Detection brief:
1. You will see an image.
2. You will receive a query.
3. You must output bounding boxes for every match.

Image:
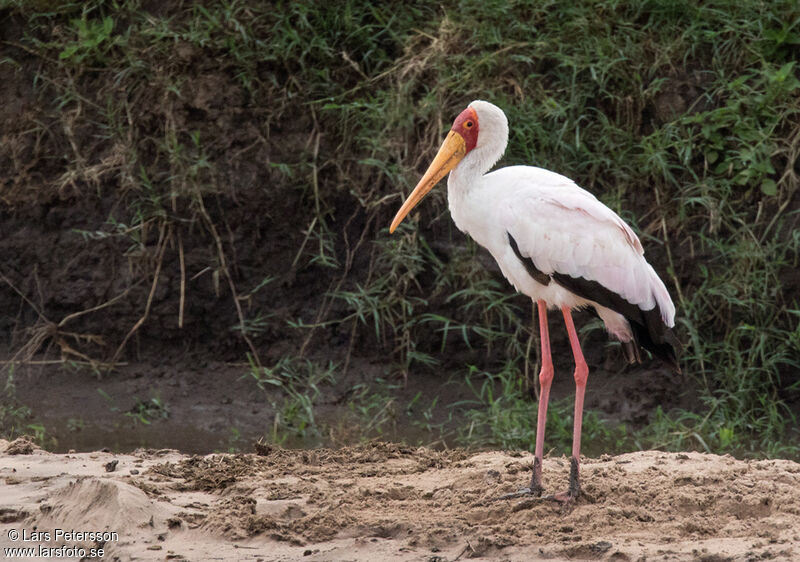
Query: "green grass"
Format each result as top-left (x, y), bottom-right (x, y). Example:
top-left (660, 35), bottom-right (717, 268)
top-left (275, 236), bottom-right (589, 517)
top-left (125, 395), bottom-right (169, 425)
top-left (0, 366), bottom-right (52, 447)
top-left (247, 356), bottom-right (338, 445)
top-left (2, 0), bottom-right (799, 457)
top-left (0, 367), bottom-right (32, 438)
top-left (451, 362), bottom-right (631, 457)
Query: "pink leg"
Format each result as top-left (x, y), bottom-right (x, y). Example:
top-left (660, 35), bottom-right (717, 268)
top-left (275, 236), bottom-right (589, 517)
top-left (530, 300), bottom-right (553, 496)
top-left (560, 305), bottom-right (589, 499)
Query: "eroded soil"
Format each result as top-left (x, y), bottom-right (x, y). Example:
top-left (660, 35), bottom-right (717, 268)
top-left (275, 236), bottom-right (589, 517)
top-left (2, 439), bottom-right (798, 561)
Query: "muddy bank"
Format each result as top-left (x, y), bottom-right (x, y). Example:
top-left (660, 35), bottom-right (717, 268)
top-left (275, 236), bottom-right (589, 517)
top-left (2, 439), bottom-right (798, 561)
top-left (7, 355), bottom-right (691, 456)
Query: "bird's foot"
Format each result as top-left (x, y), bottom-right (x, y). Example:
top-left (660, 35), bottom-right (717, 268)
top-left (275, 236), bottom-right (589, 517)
top-left (490, 487), bottom-right (578, 506)
top-left (491, 457), bottom-right (580, 504)
top-left (490, 479), bottom-right (547, 502)
top-left (541, 490), bottom-right (578, 504)
top-left (541, 457), bottom-right (581, 504)
top-left (491, 487), bottom-right (538, 501)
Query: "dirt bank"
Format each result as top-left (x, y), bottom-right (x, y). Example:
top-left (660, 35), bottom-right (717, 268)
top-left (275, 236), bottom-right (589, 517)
top-left (2, 439), bottom-right (798, 561)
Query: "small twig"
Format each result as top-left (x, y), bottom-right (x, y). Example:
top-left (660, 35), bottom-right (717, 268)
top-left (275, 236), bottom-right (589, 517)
top-left (111, 222), bottom-right (169, 364)
top-left (453, 541), bottom-right (475, 561)
top-left (0, 271), bottom-right (49, 321)
top-left (58, 286), bottom-right (135, 328)
top-left (524, 300), bottom-right (539, 400)
top-left (196, 196), bottom-right (262, 367)
top-left (0, 359), bottom-right (127, 367)
top-left (178, 231), bottom-right (186, 329)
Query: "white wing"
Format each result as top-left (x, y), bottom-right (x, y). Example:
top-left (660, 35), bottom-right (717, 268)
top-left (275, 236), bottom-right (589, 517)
top-left (483, 166), bottom-right (674, 326)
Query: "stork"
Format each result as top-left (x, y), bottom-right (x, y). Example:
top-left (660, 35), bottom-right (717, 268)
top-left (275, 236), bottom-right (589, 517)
top-left (389, 100), bottom-right (680, 502)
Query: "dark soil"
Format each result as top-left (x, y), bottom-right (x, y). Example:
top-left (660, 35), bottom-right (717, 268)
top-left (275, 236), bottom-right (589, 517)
top-left (8, 353), bottom-right (690, 455)
top-left (0, 4), bottom-right (695, 453)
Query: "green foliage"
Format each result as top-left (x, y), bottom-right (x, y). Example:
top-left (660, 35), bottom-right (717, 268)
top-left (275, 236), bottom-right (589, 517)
top-left (58, 14), bottom-right (115, 64)
top-left (0, 367), bottom-right (54, 448)
top-left (247, 356), bottom-right (337, 445)
top-left (454, 363), bottom-right (629, 456)
top-left (346, 378), bottom-right (401, 437)
top-left (0, 367), bottom-right (34, 441)
top-left (126, 396), bottom-right (170, 425)
top-left (5, 0), bottom-right (800, 457)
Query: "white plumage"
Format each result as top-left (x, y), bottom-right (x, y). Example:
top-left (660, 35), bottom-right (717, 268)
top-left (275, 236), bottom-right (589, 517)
top-left (446, 101), bottom-right (675, 342)
top-left (390, 99), bottom-right (680, 501)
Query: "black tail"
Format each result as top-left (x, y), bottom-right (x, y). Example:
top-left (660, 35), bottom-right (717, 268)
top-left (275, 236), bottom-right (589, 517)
top-left (628, 307), bottom-right (682, 373)
top-left (506, 232), bottom-right (681, 371)
top-left (551, 272), bottom-right (682, 372)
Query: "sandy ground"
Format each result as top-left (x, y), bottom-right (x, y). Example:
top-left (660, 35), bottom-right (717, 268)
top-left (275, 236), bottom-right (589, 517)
top-left (1, 438), bottom-right (799, 561)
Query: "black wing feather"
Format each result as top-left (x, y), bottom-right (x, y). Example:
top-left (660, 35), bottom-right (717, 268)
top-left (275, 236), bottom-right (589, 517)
top-left (507, 232), bottom-right (681, 371)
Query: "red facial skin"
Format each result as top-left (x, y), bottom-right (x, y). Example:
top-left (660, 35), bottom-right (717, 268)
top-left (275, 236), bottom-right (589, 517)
top-left (451, 107), bottom-right (479, 153)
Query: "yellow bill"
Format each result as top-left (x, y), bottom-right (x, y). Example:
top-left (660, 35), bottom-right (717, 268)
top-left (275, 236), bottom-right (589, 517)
top-left (389, 131), bottom-right (467, 233)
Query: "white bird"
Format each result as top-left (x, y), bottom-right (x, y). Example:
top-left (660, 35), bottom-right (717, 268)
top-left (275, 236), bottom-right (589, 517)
top-left (390, 100), bottom-right (680, 502)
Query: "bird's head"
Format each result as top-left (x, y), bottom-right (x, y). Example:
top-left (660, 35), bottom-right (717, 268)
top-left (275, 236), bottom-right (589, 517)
top-left (390, 100), bottom-right (508, 233)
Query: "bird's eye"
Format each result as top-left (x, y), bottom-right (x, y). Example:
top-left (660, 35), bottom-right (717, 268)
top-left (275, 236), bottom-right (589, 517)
top-left (464, 120), bottom-right (474, 129)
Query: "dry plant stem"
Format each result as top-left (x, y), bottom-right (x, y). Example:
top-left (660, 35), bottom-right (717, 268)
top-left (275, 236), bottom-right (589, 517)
top-left (297, 189), bottom-right (376, 363)
top-left (291, 127), bottom-right (322, 269)
top-left (338, 209), bottom-right (379, 376)
top-left (310, 128), bottom-right (323, 257)
top-left (57, 286), bottom-right (136, 328)
top-left (291, 216), bottom-right (317, 269)
top-left (172, 187), bottom-right (186, 330)
top-left (195, 196), bottom-right (262, 367)
top-left (524, 300), bottom-right (539, 401)
top-left (178, 231), bottom-right (186, 329)
top-left (110, 222), bottom-right (169, 365)
top-left (1, 271), bottom-right (139, 372)
top-left (758, 198), bottom-right (791, 245)
top-left (0, 360), bottom-right (127, 367)
top-left (659, 216), bottom-right (685, 309)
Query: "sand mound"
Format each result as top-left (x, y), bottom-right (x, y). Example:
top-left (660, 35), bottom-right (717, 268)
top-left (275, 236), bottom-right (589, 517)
top-left (3, 436), bottom-right (39, 455)
top-left (31, 478), bottom-right (164, 531)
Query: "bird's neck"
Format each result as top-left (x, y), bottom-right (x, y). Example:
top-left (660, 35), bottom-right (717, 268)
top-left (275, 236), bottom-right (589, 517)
top-left (447, 141), bottom-right (504, 196)
top-left (446, 125), bottom-right (507, 233)
top-left (446, 146), bottom-right (498, 235)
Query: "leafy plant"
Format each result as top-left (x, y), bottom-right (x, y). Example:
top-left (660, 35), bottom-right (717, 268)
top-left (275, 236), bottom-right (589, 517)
top-left (58, 15), bottom-right (115, 65)
top-left (453, 363), bottom-right (629, 456)
top-left (126, 396), bottom-right (170, 425)
top-left (0, 366), bottom-right (34, 442)
top-left (247, 356), bottom-right (337, 445)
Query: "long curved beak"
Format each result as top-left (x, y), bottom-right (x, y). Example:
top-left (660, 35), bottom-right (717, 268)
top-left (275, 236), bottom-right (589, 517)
top-left (389, 131), bottom-right (467, 233)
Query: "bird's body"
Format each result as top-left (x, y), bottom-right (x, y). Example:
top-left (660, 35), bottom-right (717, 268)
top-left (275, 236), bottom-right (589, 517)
top-left (390, 100), bottom-right (680, 501)
top-left (449, 163), bottom-right (676, 358)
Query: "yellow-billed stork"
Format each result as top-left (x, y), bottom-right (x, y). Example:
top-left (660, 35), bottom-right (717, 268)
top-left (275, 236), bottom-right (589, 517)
top-left (390, 100), bottom-right (680, 501)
